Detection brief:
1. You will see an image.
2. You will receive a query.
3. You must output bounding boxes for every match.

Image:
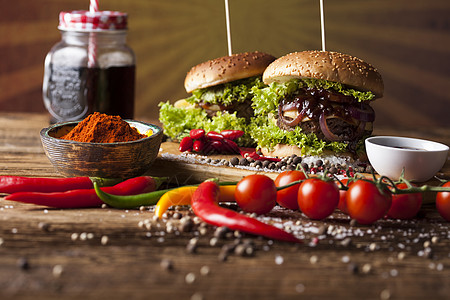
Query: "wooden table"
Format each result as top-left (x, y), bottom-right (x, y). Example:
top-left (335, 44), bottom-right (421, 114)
top-left (1, 113), bottom-right (449, 300)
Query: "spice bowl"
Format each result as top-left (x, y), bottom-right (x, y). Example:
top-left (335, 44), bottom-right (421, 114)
top-left (365, 136), bottom-right (449, 182)
top-left (40, 120), bottom-right (163, 179)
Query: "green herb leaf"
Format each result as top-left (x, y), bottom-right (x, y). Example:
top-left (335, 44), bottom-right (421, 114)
top-left (188, 76), bottom-right (266, 106)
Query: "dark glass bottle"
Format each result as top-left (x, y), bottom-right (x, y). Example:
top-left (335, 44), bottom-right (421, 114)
top-left (43, 10), bottom-right (135, 123)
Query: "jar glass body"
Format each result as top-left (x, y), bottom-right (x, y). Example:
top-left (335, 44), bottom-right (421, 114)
top-left (43, 30), bottom-right (135, 123)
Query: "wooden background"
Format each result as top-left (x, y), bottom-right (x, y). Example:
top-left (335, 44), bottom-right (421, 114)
top-left (0, 0), bottom-right (449, 130)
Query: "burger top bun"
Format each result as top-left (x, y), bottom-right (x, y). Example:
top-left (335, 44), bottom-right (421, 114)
top-left (263, 50), bottom-right (384, 98)
top-left (184, 51), bottom-right (276, 93)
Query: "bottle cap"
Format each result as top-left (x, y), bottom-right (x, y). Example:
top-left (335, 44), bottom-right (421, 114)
top-left (58, 10), bottom-right (127, 31)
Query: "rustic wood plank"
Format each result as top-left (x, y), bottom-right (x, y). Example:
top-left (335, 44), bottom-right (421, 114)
top-left (0, 113), bottom-right (449, 300)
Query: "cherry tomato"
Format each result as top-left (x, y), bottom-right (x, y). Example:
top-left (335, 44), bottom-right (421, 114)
top-left (235, 174), bottom-right (277, 215)
top-left (387, 183), bottom-right (422, 220)
top-left (337, 179), bottom-right (352, 214)
top-left (436, 181), bottom-right (450, 222)
top-left (297, 178), bottom-right (339, 220)
top-left (346, 180), bottom-right (392, 225)
top-left (274, 170), bottom-right (306, 210)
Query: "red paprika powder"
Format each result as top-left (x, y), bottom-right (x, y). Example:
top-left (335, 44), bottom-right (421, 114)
top-left (61, 112), bottom-right (146, 143)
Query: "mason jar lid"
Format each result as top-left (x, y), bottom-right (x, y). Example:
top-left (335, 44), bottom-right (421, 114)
top-left (58, 10), bottom-right (127, 31)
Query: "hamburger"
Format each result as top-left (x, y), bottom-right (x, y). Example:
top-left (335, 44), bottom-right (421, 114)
top-left (159, 51), bottom-right (276, 146)
top-left (249, 50), bottom-right (383, 159)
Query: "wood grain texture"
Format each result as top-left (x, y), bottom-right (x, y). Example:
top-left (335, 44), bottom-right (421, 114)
top-left (0, 113), bottom-right (449, 299)
top-left (0, 0), bottom-right (449, 130)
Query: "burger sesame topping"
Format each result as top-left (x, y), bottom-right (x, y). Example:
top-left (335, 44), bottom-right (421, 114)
top-left (262, 50), bottom-right (384, 97)
top-left (184, 51), bottom-right (276, 92)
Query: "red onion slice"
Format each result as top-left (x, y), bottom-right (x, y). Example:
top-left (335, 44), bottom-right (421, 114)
top-left (348, 104), bottom-right (375, 122)
top-left (280, 102), bottom-right (298, 111)
top-left (278, 104), bottom-right (305, 127)
top-left (353, 120), bottom-right (367, 139)
top-left (319, 113), bottom-right (345, 142)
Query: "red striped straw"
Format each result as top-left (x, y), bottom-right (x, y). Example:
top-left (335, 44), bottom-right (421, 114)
top-left (88, 0), bottom-right (99, 67)
top-left (90, 0), bottom-right (99, 14)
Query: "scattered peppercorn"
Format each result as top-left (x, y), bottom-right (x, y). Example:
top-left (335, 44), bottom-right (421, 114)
top-left (38, 222), bottom-right (50, 232)
top-left (200, 265), bottom-right (210, 276)
top-left (347, 262), bottom-right (359, 274)
top-left (160, 258), bottom-right (174, 271)
top-left (17, 257), bottom-right (30, 270)
top-left (214, 226), bottom-right (229, 239)
top-left (187, 237), bottom-right (199, 253)
top-left (185, 272), bottom-right (196, 284)
top-left (230, 157), bottom-right (240, 166)
top-left (179, 216), bottom-right (194, 232)
top-left (239, 158), bottom-right (249, 166)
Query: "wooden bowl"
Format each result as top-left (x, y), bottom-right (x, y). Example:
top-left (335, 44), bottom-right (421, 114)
top-left (40, 120), bottom-right (163, 179)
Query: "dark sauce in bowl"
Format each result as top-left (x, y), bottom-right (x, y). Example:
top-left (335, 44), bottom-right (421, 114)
top-left (392, 146), bottom-right (426, 151)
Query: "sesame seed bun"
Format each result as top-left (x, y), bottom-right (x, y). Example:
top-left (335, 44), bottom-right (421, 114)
top-left (184, 51), bottom-right (276, 93)
top-left (263, 51), bottom-right (384, 98)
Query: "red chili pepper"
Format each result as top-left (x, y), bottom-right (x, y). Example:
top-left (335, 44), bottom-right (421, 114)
top-left (239, 148), bottom-right (281, 162)
top-left (209, 140), bottom-right (225, 153)
top-left (193, 139), bottom-right (205, 152)
top-left (198, 138), bottom-right (238, 154)
top-left (189, 129), bottom-right (205, 140)
top-left (222, 139), bottom-right (240, 154)
top-left (0, 176), bottom-right (96, 194)
top-left (206, 131), bottom-right (224, 141)
top-left (4, 176), bottom-right (163, 208)
top-left (179, 136), bottom-right (194, 152)
top-left (220, 130), bottom-right (244, 140)
top-left (201, 140), bottom-right (215, 155)
top-left (191, 180), bottom-right (302, 243)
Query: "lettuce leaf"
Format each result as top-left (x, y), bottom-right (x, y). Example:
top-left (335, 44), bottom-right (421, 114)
top-left (251, 80), bottom-right (300, 116)
top-left (188, 76), bottom-right (266, 106)
top-left (248, 115), bottom-right (349, 156)
top-left (158, 101), bottom-right (254, 146)
top-left (251, 78), bottom-right (375, 118)
top-left (302, 78), bottom-right (376, 102)
top-left (158, 101), bottom-right (208, 140)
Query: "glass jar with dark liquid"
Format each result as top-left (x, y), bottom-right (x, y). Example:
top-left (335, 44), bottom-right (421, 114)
top-left (43, 10), bottom-right (135, 123)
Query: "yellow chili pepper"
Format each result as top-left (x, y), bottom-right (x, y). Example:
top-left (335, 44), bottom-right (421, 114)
top-left (155, 185), bottom-right (236, 219)
top-left (145, 129), bottom-right (154, 137)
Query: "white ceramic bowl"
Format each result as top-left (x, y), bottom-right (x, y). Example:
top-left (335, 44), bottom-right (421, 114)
top-left (365, 136), bottom-right (449, 182)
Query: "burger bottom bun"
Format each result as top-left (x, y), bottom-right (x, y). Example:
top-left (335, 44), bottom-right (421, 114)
top-left (261, 144), bottom-right (368, 162)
